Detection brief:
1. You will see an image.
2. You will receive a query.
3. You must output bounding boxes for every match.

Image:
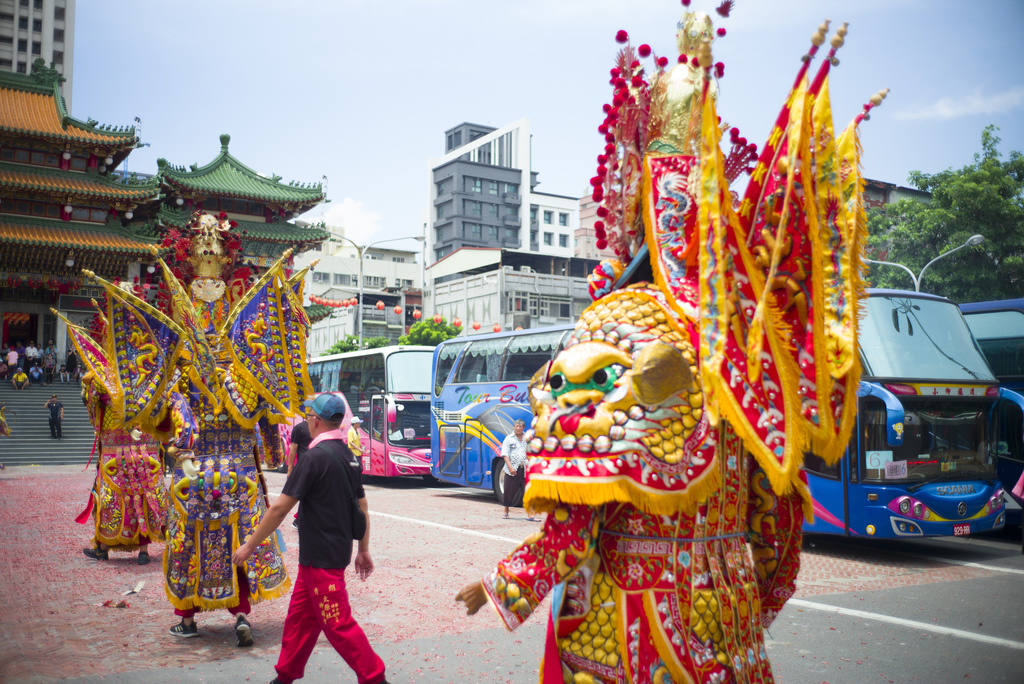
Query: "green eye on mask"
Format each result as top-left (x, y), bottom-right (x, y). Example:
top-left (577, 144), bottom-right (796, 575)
top-left (549, 364), bottom-right (624, 397)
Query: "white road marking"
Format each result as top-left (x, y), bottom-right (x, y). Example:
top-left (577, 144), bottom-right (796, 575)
top-left (912, 554), bottom-right (1024, 576)
top-left (787, 598), bottom-right (1024, 650)
top-left (371, 511), bottom-right (522, 544)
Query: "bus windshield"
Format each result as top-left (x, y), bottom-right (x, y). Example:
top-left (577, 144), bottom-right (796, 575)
top-left (388, 400), bottom-right (432, 448)
top-left (386, 351), bottom-right (433, 394)
top-left (860, 295), bottom-right (995, 381)
top-left (860, 399), bottom-right (996, 482)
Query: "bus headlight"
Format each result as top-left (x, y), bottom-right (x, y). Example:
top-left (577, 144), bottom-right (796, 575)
top-left (984, 489), bottom-right (1005, 516)
top-left (388, 454), bottom-right (421, 466)
top-left (912, 501), bottom-right (924, 518)
top-left (898, 498), bottom-right (910, 514)
top-left (889, 495), bottom-right (933, 520)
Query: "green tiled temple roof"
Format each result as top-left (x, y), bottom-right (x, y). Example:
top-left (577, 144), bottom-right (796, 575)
top-left (305, 304), bottom-right (333, 325)
top-left (157, 134), bottom-right (325, 207)
top-left (153, 205), bottom-right (330, 243)
top-left (0, 161), bottom-right (160, 201)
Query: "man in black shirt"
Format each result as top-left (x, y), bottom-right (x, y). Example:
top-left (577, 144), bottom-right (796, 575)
top-left (232, 393), bottom-right (389, 684)
top-left (45, 394), bottom-right (63, 439)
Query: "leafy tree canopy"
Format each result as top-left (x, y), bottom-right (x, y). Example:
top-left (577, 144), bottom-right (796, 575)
top-left (866, 125), bottom-right (1024, 303)
top-left (321, 335), bottom-right (392, 355)
top-left (398, 317), bottom-right (462, 347)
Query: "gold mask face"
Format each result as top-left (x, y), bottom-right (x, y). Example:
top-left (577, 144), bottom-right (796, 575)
top-left (190, 277), bottom-right (227, 303)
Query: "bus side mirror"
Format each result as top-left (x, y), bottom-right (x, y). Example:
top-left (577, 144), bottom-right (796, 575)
top-left (387, 405), bottom-right (397, 422)
top-left (858, 382), bottom-right (905, 447)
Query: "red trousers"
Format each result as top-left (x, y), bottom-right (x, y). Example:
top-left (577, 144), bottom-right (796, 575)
top-left (174, 568), bottom-right (251, 618)
top-left (274, 564), bottom-right (385, 684)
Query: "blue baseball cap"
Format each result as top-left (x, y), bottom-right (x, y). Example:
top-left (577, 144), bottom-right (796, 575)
top-left (306, 393), bottom-right (347, 422)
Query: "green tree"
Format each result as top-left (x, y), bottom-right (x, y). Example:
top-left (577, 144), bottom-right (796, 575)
top-left (398, 317), bottom-right (462, 347)
top-left (867, 125), bottom-right (1024, 302)
top-left (320, 335), bottom-right (392, 355)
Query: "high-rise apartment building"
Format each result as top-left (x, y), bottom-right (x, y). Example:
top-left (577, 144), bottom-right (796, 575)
top-left (427, 119), bottom-right (578, 266)
top-left (0, 0), bottom-right (74, 111)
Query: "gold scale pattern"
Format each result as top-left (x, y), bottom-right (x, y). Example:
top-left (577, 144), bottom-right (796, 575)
top-left (559, 571), bottom-right (621, 671)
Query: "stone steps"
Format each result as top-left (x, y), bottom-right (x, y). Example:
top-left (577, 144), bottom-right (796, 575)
top-left (0, 380), bottom-right (95, 466)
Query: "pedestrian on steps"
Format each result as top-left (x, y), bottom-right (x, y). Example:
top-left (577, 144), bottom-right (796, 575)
top-left (45, 394), bottom-right (63, 439)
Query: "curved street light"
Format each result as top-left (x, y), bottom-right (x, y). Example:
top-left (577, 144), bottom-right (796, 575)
top-left (867, 234), bottom-right (985, 293)
top-left (324, 231), bottom-right (425, 347)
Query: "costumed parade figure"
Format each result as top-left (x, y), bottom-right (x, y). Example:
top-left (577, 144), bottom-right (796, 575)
top-left (63, 283), bottom-right (171, 566)
top-left (60, 211), bottom-right (314, 646)
top-left (457, 5), bottom-right (886, 683)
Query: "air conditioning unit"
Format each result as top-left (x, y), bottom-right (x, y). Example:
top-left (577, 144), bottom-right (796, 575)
top-left (521, 266), bottom-right (534, 273)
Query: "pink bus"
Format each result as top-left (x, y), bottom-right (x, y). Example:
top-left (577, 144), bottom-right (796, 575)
top-left (308, 346), bottom-right (433, 479)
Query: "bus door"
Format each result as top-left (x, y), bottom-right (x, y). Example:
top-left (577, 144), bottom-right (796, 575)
top-left (368, 395), bottom-right (387, 476)
top-left (436, 414), bottom-right (486, 486)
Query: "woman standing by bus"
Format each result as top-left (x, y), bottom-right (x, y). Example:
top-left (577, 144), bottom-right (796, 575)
top-left (500, 419), bottom-right (528, 520)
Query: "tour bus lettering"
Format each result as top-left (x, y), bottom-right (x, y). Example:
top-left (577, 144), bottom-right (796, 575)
top-left (498, 384), bottom-right (528, 404)
top-left (455, 386), bottom-right (490, 405)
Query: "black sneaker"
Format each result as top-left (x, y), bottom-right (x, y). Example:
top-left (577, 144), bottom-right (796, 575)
top-left (137, 549), bottom-right (150, 565)
top-left (83, 546), bottom-right (108, 561)
top-left (169, 619), bottom-right (198, 638)
top-left (235, 614), bottom-right (254, 647)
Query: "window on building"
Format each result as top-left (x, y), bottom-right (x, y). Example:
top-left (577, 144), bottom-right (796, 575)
top-left (31, 41), bottom-right (40, 55)
top-left (18, 17), bottom-right (28, 29)
top-left (466, 177), bottom-right (482, 193)
top-left (312, 272), bottom-right (330, 284)
top-left (453, 131), bottom-right (462, 147)
top-left (543, 210), bottom-right (553, 224)
top-left (32, 19), bottom-right (41, 32)
top-left (34, 0), bottom-right (43, 9)
top-left (16, 62), bottom-right (26, 73)
top-left (391, 256), bottom-right (406, 263)
top-left (505, 206), bottom-right (519, 218)
top-left (488, 226), bottom-right (499, 241)
top-left (465, 200), bottom-right (481, 216)
top-left (54, 6), bottom-right (64, 20)
top-left (52, 50), bottom-right (62, 64)
top-left (559, 213), bottom-right (569, 226)
top-left (543, 232), bottom-right (553, 246)
top-left (436, 245), bottom-right (452, 260)
top-left (530, 207), bottom-right (537, 222)
top-left (18, 39), bottom-right (27, 51)
top-left (559, 234), bottom-right (569, 248)
top-left (365, 252), bottom-right (382, 261)
top-left (53, 28), bottom-right (63, 42)
top-left (436, 204), bottom-right (444, 220)
top-left (507, 227), bottom-right (519, 240)
top-left (447, 134), bottom-right (453, 150)
top-left (0, 11), bottom-right (13, 21)
top-left (364, 275), bottom-right (386, 288)
top-left (478, 145), bottom-right (491, 165)
top-left (468, 224), bottom-right (482, 240)
top-left (436, 179), bottom-right (447, 195)
top-left (487, 180), bottom-right (499, 195)
top-left (0, 59), bottom-right (11, 68)
top-left (505, 183), bottom-right (518, 194)
top-left (487, 204), bottom-right (498, 219)
top-left (333, 273), bottom-right (352, 286)
top-left (19, 0), bottom-right (29, 7)
top-left (436, 226), bottom-right (448, 242)
top-left (0, 36), bottom-right (12, 45)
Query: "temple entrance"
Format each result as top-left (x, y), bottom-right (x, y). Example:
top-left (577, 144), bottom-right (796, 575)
top-left (2, 312), bottom-right (38, 349)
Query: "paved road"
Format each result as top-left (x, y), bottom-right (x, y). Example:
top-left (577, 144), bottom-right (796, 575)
top-left (1, 466), bottom-right (1022, 683)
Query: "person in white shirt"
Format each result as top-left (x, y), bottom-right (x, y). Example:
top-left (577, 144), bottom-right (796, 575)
top-left (25, 342), bottom-right (39, 365)
top-left (500, 419), bottom-right (530, 520)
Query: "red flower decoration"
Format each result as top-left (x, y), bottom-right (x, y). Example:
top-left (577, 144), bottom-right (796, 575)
top-left (615, 30), bottom-right (628, 44)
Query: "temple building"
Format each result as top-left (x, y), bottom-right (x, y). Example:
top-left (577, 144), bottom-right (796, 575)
top-left (0, 59), bottom-right (157, 353)
top-left (1, 59), bottom-right (328, 357)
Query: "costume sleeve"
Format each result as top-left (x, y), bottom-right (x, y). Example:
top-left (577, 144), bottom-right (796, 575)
top-left (748, 466), bottom-right (804, 628)
top-left (481, 504), bottom-right (599, 630)
top-left (258, 416), bottom-right (285, 468)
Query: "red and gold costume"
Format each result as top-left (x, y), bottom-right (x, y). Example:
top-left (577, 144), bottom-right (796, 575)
top-left (469, 6), bottom-right (885, 683)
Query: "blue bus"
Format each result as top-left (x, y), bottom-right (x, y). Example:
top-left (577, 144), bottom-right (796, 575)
top-left (804, 290), bottom-right (1019, 538)
top-left (960, 298), bottom-right (1024, 526)
top-left (430, 325), bottom-right (573, 503)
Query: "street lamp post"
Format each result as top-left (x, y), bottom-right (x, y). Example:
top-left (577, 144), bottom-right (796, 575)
top-left (324, 231), bottom-right (425, 347)
top-left (867, 234), bottom-right (985, 292)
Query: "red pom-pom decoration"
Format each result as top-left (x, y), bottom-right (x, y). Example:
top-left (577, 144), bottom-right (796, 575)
top-left (630, 76), bottom-right (644, 87)
top-left (605, 133), bottom-right (615, 143)
top-left (594, 221), bottom-right (605, 230)
top-left (638, 44), bottom-right (651, 58)
top-left (610, 68), bottom-right (620, 77)
top-left (615, 30), bottom-right (628, 44)
top-left (717, 28), bottom-right (726, 37)
top-left (714, 62), bottom-right (724, 79)
top-left (590, 176), bottom-right (603, 187)
top-left (691, 56), bottom-right (700, 67)
top-left (596, 206), bottom-right (608, 217)
top-left (596, 239), bottom-right (609, 250)
top-left (678, 54), bottom-right (688, 64)
top-left (602, 104), bottom-right (612, 113)
top-left (598, 123), bottom-right (609, 134)
top-left (681, 0), bottom-right (691, 6)
top-left (657, 56), bottom-right (669, 68)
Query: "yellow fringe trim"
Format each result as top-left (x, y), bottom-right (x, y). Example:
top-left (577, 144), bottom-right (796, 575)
top-left (524, 466), bottom-right (721, 518)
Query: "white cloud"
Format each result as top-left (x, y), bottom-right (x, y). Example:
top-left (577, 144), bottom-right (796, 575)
top-left (894, 86), bottom-right (1024, 121)
top-left (309, 198), bottom-right (383, 243)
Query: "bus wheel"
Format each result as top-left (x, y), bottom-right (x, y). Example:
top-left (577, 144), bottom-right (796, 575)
top-left (492, 458), bottom-right (505, 504)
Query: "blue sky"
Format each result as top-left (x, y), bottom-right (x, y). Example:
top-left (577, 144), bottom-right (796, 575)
top-left (75, 0), bottom-right (1024, 253)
